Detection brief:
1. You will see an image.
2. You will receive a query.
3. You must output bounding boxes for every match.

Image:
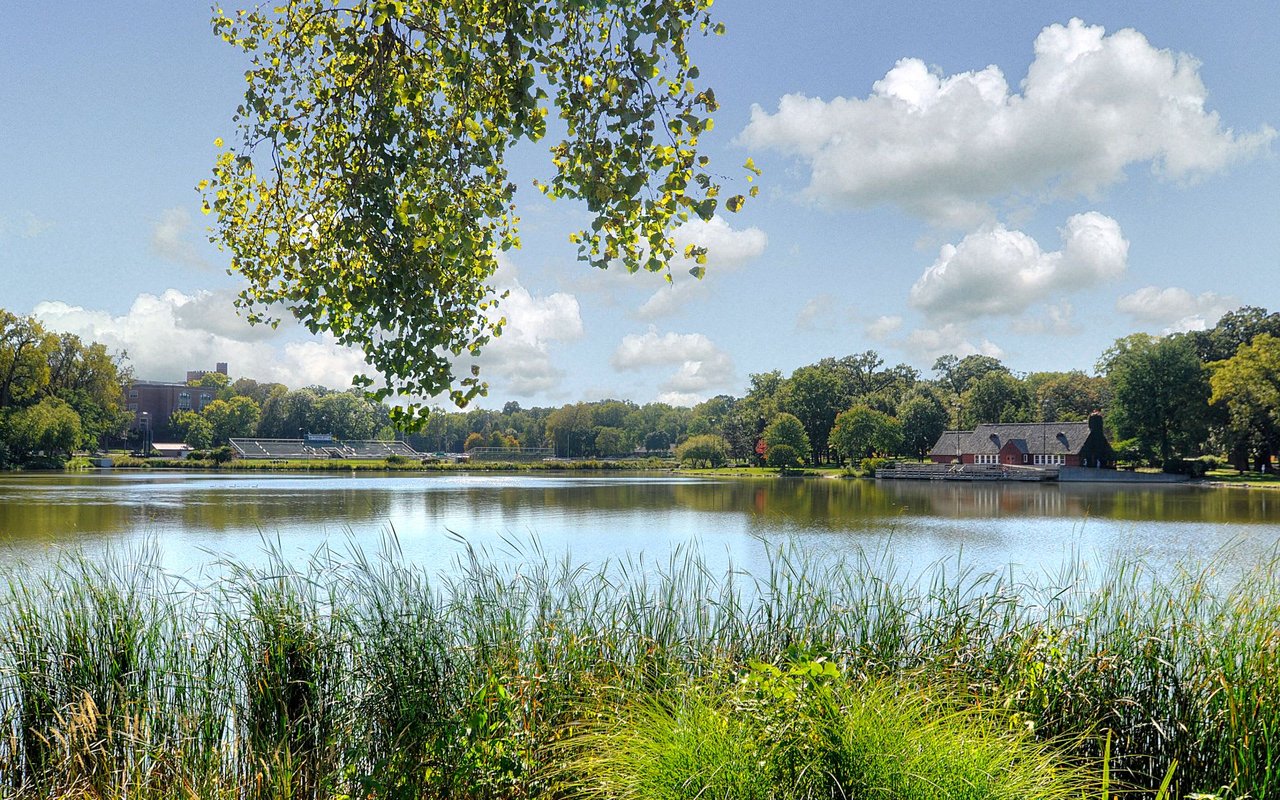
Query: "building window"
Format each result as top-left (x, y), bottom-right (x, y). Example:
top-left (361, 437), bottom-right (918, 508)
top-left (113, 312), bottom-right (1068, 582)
top-left (199, 392), bottom-right (213, 408)
top-left (178, 391), bottom-right (192, 410)
top-left (128, 390), bottom-right (139, 399)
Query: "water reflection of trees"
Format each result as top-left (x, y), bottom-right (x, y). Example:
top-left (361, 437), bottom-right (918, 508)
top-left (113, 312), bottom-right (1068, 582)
top-left (1, 475), bottom-right (1277, 547)
top-left (0, 479), bottom-right (398, 541)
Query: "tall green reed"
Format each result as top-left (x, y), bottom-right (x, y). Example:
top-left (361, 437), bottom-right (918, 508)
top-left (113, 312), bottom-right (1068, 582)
top-left (1, 534), bottom-right (1279, 798)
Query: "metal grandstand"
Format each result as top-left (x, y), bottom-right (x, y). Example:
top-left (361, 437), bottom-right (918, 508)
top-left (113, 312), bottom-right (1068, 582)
top-left (229, 438), bottom-right (421, 460)
top-left (465, 446), bottom-right (555, 462)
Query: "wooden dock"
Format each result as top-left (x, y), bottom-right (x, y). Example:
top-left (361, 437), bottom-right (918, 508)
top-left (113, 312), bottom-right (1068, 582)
top-left (876, 463), bottom-right (1058, 482)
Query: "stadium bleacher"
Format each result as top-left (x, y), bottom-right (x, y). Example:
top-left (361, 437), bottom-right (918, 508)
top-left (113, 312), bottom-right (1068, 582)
top-left (229, 438), bottom-right (421, 461)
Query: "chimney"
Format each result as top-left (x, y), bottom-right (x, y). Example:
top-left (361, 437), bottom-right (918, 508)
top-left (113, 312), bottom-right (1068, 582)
top-left (1089, 411), bottom-right (1104, 435)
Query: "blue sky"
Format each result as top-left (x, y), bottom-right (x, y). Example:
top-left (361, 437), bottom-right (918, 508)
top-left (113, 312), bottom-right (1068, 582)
top-left (2, 2), bottom-right (1277, 407)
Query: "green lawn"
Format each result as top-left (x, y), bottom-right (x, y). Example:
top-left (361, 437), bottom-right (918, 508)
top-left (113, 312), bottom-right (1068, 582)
top-left (1205, 468), bottom-right (1280, 486)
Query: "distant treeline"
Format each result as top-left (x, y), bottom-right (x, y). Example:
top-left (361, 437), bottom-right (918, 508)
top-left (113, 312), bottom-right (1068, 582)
top-left (4, 305), bottom-right (1279, 470)
top-left (407, 305), bottom-right (1280, 471)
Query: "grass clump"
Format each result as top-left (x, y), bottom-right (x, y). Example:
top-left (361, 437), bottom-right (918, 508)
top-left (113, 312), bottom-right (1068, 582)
top-left (566, 658), bottom-right (1089, 800)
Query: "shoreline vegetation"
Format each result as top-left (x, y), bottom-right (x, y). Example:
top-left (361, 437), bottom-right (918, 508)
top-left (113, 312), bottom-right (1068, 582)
top-left (1, 537), bottom-right (1270, 798)
top-left (46, 454), bottom-right (1280, 489)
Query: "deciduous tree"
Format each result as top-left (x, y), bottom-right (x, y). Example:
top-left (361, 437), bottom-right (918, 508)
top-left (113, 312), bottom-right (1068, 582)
top-left (207, 0), bottom-right (749, 419)
top-left (762, 413), bottom-right (810, 465)
top-left (675, 433), bottom-right (728, 468)
top-left (898, 391), bottom-right (948, 460)
top-left (828, 405), bottom-right (902, 463)
top-left (203, 396), bottom-right (262, 444)
top-left (780, 365), bottom-right (843, 464)
top-left (961, 371), bottom-right (1033, 427)
top-left (1026, 371), bottom-right (1107, 422)
top-left (933, 354), bottom-right (1007, 397)
top-left (5, 398), bottom-right (82, 462)
top-left (1102, 334), bottom-right (1211, 465)
top-left (593, 426), bottom-right (627, 457)
top-left (1209, 333), bottom-right (1280, 470)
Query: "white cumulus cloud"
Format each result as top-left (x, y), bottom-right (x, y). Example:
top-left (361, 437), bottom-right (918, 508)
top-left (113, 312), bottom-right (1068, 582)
top-left (909, 212), bottom-right (1127, 320)
top-left (611, 327), bottom-right (735, 400)
top-left (469, 263), bottom-right (584, 396)
top-left (903, 324), bottom-right (1004, 363)
top-left (636, 216), bottom-right (767, 319)
top-left (740, 18), bottom-right (1274, 225)
top-left (33, 264), bottom-right (585, 400)
top-left (795, 294), bottom-right (839, 332)
top-left (1116, 285), bottom-right (1236, 332)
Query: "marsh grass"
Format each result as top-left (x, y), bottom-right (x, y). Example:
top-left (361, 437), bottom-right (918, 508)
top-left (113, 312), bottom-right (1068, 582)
top-left (0, 535), bottom-right (1277, 798)
top-left (565, 663), bottom-right (1096, 800)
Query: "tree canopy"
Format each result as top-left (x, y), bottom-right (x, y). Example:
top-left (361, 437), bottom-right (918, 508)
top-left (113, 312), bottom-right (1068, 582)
top-left (206, 0), bottom-right (749, 421)
top-left (828, 405), bottom-right (901, 463)
top-left (675, 433), bottom-right (729, 468)
top-left (0, 310), bottom-right (130, 466)
top-left (1102, 333), bottom-right (1210, 465)
top-left (762, 413), bottom-right (810, 465)
top-left (1209, 333), bottom-right (1280, 470)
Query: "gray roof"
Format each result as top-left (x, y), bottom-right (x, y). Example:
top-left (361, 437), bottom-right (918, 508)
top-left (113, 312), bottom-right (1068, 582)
top-left (928, 422), bottom-right (1093, 457)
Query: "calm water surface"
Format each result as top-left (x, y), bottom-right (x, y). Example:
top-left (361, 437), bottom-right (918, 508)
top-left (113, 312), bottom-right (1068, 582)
top-left (1, 471), bottom-right (1278, 580)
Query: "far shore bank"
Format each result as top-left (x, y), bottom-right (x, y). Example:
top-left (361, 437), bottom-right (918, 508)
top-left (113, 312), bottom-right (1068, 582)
top-left (19, 458), bottom-right (1277, 489)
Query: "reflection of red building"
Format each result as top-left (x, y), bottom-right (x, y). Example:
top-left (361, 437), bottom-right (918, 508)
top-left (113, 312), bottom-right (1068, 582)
top-left (928, 413), bottom-right (1115, 469)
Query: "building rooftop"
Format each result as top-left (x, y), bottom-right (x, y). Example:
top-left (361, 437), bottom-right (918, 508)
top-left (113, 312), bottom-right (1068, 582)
top-left (928, 421), bottom-right (1094, 457)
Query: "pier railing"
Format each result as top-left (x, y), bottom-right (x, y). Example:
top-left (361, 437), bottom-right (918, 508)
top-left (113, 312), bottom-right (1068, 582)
top-left (877, 462), bottom-right (1058, 481)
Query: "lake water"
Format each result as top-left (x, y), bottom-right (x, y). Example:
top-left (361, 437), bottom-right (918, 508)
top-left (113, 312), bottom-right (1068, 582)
top-left (2, 471), bottom-right (1279, 582)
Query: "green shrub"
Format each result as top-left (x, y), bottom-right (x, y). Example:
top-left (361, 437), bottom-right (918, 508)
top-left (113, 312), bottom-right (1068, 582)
top-left (766, 443), bottom-right (801, 472)
top-left (859, 456), bottom-right (889, 476)
top-left (1163, 457), bottom-right (1209, 478)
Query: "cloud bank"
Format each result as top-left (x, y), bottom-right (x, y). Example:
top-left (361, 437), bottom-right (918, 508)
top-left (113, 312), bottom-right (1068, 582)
top-left (33, 272), bottom-right (585, 400)
top-left (741, 18), bottom-right (1273, 225)
top-left (33, 289), bottom-right (367, 388)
